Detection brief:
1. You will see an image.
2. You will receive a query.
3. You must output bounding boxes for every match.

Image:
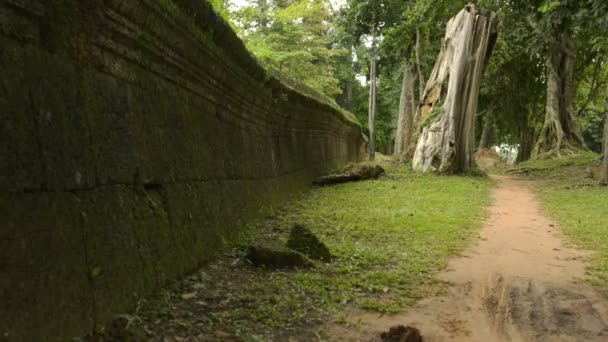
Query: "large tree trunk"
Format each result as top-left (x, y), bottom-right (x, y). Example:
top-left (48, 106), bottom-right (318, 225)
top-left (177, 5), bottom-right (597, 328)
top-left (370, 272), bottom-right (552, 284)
top-left (415, 29), bottom-right (425, 101)
top-left (601, 82), bottom-right (608, 185)
top-left (532, 31), bottom-right (586, 158)
top-left (517, 112), bottom-right (533, 164)
top-left (412, 5), bottom-right (498, 173)
top-left (478, 110), bottom-right (494, 150)
top-left (394, 60), bottom-right (416, 158)
top-left (346, 79), bottom-right (353, 112)
top-left (368, 58), bottom-right (377, 161)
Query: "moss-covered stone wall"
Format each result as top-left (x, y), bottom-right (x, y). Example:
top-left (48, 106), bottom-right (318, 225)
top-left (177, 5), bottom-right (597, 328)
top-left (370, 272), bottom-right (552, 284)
top-left (0, 0), bottom-right (365, 340)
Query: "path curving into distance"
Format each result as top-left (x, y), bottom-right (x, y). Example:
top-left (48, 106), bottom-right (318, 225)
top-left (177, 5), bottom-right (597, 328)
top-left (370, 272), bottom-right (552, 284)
top-left (327, 175), bottom-right (608, 341)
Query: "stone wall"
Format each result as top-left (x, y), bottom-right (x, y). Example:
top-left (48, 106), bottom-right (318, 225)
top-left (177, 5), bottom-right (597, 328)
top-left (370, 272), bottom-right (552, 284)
top-left (0, 0), bottom-right (365, 340)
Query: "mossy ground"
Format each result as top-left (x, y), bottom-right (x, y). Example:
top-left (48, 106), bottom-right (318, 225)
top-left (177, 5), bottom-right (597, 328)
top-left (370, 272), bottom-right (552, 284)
top-left (510, 152), bottom-right (608, 288)
top-left (128, 164), bottom-right (492, 340)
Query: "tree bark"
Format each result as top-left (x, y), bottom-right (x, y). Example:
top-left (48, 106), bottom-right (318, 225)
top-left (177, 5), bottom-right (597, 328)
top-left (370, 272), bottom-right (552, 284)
top-left (532, 31), bottom-right (586, 158)
top-left (517, 112), bottom-right (533, 164)
top-left (412, 5), bottom-right (499, 173)
top-left (368, 58), bottom-right (377, 161)
top-left (346, 79), bottom-right (353, 112)
top-left (478, 110), bottom-right (494, 150)
top-left (415, 29), bottom-right (425, 101)
top-left (601, 82), bottom-right (608, 185)
top-left (394, 60), bottom-right (416, 158)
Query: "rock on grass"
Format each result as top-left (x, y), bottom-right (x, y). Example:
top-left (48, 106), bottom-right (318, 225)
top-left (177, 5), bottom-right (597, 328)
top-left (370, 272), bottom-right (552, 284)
top-left (313, 163), bottom-right (385, 186)
top-left (287, 224), bottom-right (331, 262)
top-left (380, 325), bottom-right (423, 342)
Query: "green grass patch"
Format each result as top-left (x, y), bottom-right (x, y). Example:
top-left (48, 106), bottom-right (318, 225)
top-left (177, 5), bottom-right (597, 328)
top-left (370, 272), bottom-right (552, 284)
top-left (135, 164), bottom-right (492, 340)
top-left (513, 151), bottom-right (599, 173)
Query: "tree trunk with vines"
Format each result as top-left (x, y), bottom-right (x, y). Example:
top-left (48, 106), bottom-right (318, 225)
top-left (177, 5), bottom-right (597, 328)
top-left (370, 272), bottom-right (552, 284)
top-left (532, 31), bottom-right (586, 158)
top-left (412, 5), bottom-right (499, 173)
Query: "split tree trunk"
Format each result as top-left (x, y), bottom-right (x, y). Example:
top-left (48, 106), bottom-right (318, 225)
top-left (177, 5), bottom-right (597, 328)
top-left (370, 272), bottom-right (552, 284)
top-left (394, 60), bottom-right (416, 158)
top-left (412, 5), bottom-right (499, 173)
top-left (368, 58), bottom-right (377, 161)
top-left (478, 110), bottom-right (494, 150)
top-left (415, 29), bottom-right (425, 101)
top-left (601, 82), bottom-right (608, 185)
top-left (532, 31), bottom-right (586, 158)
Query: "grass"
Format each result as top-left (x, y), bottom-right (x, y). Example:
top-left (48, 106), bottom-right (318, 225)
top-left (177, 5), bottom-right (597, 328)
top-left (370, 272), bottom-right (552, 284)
top-left (510, 152), bottom-right (608, 288)
top-left (132, 163), bottom-right (492, 340)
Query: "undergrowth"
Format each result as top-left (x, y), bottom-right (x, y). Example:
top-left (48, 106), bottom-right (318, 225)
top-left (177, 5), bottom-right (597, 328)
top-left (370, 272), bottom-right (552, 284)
top-left (132, 164), bottom-right (492, 340)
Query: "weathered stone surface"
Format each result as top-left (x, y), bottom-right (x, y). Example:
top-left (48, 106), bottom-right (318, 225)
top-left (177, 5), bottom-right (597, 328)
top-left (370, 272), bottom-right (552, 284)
top-left (0, 0), bottom-right (365, 340)
top-left (313, 163), bottom-right (385, 186)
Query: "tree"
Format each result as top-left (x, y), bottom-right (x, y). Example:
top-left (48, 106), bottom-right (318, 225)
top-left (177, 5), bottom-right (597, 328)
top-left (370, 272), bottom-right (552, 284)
top-left (601, 83), bottom-right (608, 185)
top-left (475, 0), bottom-right (546, 163)
top-left (412, 5), bottom-right (499, 173)
top-left (232, 0), bottom-right (348, 98)
top-left (478, 108), bottom-right (494, 150)
top-left (531, 0), bottom-right (589, 157)
top-left (368, 57), bottom-right (377, 160)
top-left (588, 0), bottom-right (608, 184)
top-left (220, 0), bottom-right (606, 168)
top-left (382, 0), bottom-right (472, 159)
top-left (341, 0), bottom-right (396, 159)
top-left (415, 28), bottom-right (425, 101)
top-left (393, 60), bottom-right (416, 158)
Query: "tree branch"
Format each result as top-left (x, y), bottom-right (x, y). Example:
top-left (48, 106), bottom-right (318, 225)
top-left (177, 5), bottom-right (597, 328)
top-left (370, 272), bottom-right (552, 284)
top-left (578, 58), bottom-right (607, 117)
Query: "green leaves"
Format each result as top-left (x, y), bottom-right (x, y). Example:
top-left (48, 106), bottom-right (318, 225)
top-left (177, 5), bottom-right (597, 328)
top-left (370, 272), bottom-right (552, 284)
top-left (229, 0), bottom-right (347, 98)
top-left (538, 1), bottom-right (561, 14)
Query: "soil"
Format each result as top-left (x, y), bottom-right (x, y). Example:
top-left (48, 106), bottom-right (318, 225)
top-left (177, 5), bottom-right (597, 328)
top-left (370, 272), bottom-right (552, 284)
top-left (325, 175), bottom-right (608, 341)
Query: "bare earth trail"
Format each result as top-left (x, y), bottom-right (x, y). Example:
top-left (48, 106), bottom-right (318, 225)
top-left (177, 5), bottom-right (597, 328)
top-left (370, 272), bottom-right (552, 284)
top-left (327, 175), bottom-right (608, 341)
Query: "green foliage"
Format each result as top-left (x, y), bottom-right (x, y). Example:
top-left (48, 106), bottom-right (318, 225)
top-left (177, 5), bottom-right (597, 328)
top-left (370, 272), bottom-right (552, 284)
top-left (538, 1), bottom-right (561, 14)
top-left (231, 0), bottom-right (348, 98)
top-left (216, 0), bottom-right (608, 155)
top-left (513, 152), bottom-right (599, 172)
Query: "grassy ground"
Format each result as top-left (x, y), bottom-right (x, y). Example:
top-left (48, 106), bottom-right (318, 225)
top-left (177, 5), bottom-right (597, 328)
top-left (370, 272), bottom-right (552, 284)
top-left (510, 152), bottom-right (608, 288)
top-left (125, 163), bottom-right (492, 341)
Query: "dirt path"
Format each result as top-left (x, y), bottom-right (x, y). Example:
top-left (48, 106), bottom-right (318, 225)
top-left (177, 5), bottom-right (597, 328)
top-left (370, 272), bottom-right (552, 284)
top-left (327, 175), bottom-right (608, 341)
